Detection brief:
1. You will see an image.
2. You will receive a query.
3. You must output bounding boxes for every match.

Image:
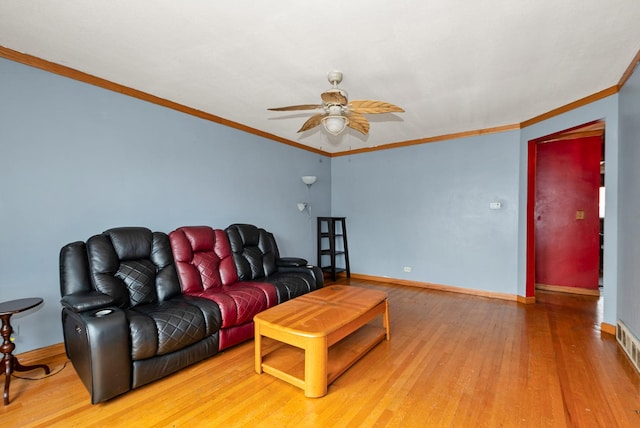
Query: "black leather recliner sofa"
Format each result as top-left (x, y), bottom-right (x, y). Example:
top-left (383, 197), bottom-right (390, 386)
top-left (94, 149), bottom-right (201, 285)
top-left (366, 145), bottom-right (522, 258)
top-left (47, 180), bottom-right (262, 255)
top-left (59, 227), bottom-right (223, 404)
top-left (59, 224), bottom-right (323, 403)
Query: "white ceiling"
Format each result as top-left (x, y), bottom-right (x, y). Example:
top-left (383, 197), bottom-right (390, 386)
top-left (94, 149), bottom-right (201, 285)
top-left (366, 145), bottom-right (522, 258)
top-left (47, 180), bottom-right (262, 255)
top-left (1, 1), bottom-right (639, 154)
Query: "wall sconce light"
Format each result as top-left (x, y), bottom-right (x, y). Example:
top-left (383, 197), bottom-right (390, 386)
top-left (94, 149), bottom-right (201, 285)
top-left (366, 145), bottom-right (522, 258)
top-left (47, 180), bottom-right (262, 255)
top-left (298, 176), bottom-right (316, 216)
top-left (297, 201), bottom-right (311, 217)
top-left (301, 175), bottom-right (317, 188)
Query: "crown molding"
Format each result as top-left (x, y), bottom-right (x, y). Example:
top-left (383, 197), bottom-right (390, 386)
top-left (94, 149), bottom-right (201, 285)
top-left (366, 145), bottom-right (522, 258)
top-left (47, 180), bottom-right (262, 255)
top-left (0, 45), bottom-right (326, 156)
top-left (1, 44), bottom-right (634, 157)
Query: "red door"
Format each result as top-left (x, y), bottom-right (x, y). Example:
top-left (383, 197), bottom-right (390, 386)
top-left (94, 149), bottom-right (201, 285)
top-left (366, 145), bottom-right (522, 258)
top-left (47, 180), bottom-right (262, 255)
top-left (534, 136), bottom-right (602, 291)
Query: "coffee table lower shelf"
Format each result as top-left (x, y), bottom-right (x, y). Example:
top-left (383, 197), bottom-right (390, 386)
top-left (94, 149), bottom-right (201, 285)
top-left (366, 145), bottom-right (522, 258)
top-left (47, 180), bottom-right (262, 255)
top-left (259, 324), bottom-right (386, 396)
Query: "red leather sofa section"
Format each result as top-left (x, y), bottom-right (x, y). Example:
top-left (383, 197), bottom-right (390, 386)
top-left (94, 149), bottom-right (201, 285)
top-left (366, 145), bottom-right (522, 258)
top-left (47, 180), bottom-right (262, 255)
top-left (169, 225), bottom-right (278, 350)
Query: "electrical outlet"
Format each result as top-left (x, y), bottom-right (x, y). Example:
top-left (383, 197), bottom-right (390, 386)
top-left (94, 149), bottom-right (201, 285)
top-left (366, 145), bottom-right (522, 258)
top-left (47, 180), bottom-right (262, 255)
top-left (403, 266), bottom-right (412, 273)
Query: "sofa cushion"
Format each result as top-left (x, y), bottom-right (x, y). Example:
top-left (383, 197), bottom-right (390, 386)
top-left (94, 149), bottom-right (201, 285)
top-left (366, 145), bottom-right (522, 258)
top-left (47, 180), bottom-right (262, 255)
top-left (169, 226), bottom-right (278, 329)
top-left (129, 301), bottom-right (208, 359)
top-left (170, 226), bottom-right (239, 291)
top-left (115, 259), bottom-right (158, 306)
top-left (226, 224), bottom-right (278, 280)
top-left (187, 283), bottom-right (273, 328)
top-left (257, 271), bottom-right (316, 301)
top-left (87, 228), bottom-right (182, 307)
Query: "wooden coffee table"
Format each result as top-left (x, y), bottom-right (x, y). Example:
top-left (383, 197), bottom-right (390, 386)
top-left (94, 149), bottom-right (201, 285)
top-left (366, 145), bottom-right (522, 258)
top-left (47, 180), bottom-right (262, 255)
top-left (254, 285), bottom-right (390, 397)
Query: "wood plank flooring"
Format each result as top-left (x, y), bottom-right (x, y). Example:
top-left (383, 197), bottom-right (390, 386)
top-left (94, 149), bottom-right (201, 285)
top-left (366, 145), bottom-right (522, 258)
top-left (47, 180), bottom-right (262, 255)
top-left (2, 278), bottom-right (640, 427)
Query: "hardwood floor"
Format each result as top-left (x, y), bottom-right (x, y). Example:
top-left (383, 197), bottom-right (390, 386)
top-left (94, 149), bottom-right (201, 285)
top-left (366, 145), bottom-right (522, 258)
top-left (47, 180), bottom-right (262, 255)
top-left (2, 278), bottom-right (640, 427)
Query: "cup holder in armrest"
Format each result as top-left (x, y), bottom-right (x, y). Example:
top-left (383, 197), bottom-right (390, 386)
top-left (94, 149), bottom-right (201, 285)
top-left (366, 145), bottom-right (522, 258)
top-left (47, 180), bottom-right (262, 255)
top-left (94, 309), bottom-right (114, 317)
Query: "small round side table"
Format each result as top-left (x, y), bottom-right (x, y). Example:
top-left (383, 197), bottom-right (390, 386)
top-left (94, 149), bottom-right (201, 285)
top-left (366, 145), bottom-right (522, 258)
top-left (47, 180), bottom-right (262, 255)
top-left (0, 297), bottom-right (50, 405)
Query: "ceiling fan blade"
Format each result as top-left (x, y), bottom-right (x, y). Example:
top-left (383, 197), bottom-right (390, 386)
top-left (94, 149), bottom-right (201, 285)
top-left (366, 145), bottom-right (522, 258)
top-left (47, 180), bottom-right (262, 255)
top-left (321, 90), bottom-right (348, 105)
top-left (346, 111), bottom-right (370, 135)
top-left (268, 104), bottom-right (323, 111)
top-left (349, 100), bottom-right (405, 114)
top-left (298, 113), bottom-right (326, 133)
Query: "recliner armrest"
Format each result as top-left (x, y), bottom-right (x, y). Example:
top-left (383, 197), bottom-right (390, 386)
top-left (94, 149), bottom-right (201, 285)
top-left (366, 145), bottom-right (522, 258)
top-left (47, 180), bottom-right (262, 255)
top-left (61, 291), bottom-right (116, 313)
top-left (62, 307), bottom-right (131, 403)
top-left (276, 257), bottom-right (308, 267)
top-left (278, 265), bottom-right (325, 288)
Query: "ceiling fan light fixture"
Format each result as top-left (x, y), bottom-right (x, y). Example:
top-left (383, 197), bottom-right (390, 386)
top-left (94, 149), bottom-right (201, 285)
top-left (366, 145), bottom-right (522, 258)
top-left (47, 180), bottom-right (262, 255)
top-left (268, 71), bottom-right (403, 137)
top-left (322, 115), bottom-right (349, 135)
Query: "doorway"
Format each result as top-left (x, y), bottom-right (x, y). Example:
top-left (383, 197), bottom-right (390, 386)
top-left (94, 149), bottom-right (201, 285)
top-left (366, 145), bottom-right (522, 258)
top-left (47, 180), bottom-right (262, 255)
top-left (526, 120), bottom-right (605, 298)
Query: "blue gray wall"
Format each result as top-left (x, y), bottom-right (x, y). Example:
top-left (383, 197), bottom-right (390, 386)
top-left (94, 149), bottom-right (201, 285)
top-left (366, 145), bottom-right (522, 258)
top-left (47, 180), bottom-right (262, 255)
top-left (0, 58), bottom-right (331, 352)
top-left (331, 131), bottom-right (521, 295)
top-left (618, 64), bottom-right (640, 339)
top-left (2, 54), bottom-right (639, 353)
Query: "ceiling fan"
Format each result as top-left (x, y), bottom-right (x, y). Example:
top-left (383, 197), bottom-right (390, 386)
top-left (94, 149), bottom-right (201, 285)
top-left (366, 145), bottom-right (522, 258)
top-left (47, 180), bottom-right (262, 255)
top-left (268, 71), bottom-right (404, 136)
